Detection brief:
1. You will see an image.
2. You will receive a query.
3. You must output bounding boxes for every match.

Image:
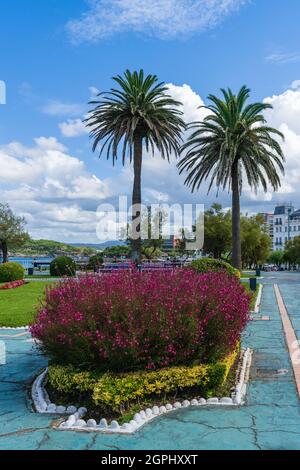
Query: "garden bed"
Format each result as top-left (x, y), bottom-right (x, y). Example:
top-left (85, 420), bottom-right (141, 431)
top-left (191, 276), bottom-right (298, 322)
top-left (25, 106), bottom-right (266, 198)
top-left (0, 280), bottom-right (27, 290)
top-left (31, 347), bottom-right (252, 434)
top-left (30, 270), bottom-right (251, 432)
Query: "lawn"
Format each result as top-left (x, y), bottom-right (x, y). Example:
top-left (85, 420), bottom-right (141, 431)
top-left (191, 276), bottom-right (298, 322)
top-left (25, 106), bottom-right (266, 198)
top-left (241, 280), bottom-right (259, 310)
top-left (0, 281), bottom-right (52, 328)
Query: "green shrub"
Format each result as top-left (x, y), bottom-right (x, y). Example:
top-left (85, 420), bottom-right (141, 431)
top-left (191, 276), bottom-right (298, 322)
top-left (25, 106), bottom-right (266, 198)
top-left (49, 256), bottom-right (76, 277)
top-left (87, 253), bottom-right (103, 270)
top-left (189, 258), bottom-right (240, 278)
top-left (48, 347), bottom-right (238, 412)
top-left (0, 262), bottom-right (24, 282)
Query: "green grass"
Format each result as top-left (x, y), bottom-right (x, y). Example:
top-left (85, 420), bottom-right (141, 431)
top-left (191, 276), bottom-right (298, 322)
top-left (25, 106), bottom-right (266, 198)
top-left (25, 275), bottom-right (58, 279)
top-left (0, 281), bottom-right (53, 327)
top-left (240, 272), bottom-right (257, 279)
top-left (241, 280), bottom-right (259, 310)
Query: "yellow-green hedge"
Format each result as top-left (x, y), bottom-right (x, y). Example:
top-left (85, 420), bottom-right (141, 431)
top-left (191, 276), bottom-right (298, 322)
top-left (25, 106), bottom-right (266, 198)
top-left (48, 347), bottom-right (238, 412)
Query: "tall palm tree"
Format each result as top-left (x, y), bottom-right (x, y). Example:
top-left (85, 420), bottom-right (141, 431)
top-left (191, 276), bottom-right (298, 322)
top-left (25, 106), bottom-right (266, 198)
top-left (178, 86), bottom-right (284, 270)
top-left (86, 70), bottom-right (185, 261)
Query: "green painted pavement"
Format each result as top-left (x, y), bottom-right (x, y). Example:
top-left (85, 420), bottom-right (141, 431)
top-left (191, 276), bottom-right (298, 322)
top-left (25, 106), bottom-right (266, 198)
top-left (1, 272), bottom-right (300, 450)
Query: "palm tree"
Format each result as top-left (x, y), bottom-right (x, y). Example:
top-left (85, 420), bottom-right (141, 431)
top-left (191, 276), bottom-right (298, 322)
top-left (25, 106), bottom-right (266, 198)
top-left (178, 86), bottom-right (284, 270)
top-left (86, 70), bottom-right (185, 261)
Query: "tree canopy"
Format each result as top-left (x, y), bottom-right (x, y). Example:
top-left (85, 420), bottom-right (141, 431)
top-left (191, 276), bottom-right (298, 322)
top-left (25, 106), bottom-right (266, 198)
top-left (0, 204), bottom-right (29, 263)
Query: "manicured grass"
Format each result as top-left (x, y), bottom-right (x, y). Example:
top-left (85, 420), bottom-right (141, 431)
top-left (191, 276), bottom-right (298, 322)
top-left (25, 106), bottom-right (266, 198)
top-left (241, 280), bottom-right (258, 310)
top-left (240, 272), bottom-right (257, 278)
top-left (25, 275), bottom-right (58, 279)
top-left (0, 281), bottom-right (53, 327)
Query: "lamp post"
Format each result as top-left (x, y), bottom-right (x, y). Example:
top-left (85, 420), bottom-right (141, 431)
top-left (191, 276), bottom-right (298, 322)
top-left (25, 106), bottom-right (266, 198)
top-left (288, 208), bottom-right (292, 242)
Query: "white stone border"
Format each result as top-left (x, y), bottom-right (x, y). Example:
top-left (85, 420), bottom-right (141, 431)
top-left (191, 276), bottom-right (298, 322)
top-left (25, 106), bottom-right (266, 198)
top-left (0, 326), bottom-right (29, 330)
top-left (31, 348), bottom-right (252, 434)
top-left (31, 367), bottom-right (86, 416)
top-left (253, 284), bottom-right (263, 314)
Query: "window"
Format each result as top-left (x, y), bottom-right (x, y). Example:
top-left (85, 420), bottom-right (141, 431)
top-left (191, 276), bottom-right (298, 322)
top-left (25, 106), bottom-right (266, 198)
top-left (294, 226), bottom-right (297, 231)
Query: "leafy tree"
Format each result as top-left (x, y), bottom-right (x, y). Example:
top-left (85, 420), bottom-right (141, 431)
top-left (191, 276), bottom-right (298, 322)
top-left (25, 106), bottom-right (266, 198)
top-left (178, 86), bottom-right (284, 270)
top-left (141, 208), bottom-right (165, 260)
top-left (240, 215), bottom-right (271, 268)
top-left (103, 245), bottom-right (130, 258)
top-left (87, 253), bottom-right (104, 270)
top-left (0, 204), bottom-right (29, 263)
top-left (268, 250), bottom-right (284, 267)
top-left (284, 237), bottom-right (300, 265)
top-left (86, 70), bottom-right (185, 261)
top-left (203, 203), bottom-right (231, 259)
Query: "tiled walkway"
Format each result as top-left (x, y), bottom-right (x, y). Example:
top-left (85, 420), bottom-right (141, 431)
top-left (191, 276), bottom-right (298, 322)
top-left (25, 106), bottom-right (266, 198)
top-left (1, 273), bottom-right (300, 450)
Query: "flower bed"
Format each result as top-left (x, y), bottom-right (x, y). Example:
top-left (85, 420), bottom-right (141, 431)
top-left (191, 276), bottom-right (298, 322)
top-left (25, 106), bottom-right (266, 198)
top-left (30, 270), bottom-right (250, 371)
top-left (48, 346), bottom-right (238, 414)
top-left (0, 280), bottom-right (26, 290)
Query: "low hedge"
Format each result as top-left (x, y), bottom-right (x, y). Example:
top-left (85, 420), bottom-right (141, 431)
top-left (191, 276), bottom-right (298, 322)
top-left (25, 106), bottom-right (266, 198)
top-left (0, 262), bottom-right (24, 282)
top-left (48, 347), bottom-right (238, 412)
top-left (50, 256), bottom-right (76, 277)
top-left (189, 258), bottom-right (240, 278)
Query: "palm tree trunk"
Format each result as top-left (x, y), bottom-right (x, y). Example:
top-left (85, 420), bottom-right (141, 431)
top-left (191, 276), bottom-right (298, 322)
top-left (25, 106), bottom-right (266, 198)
top-left (1, 241), bottom-right (8, 263)
top-left (131, 135), bottom-right (143, 262)
top-left (231, 161), bottom-right (241, 270)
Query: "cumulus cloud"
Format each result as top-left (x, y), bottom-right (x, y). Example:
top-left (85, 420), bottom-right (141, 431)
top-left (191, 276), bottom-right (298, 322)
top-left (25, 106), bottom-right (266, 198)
top-left (0, 137), bottom-right (112, 242)
top-left (42, 100), bottom-right (86, 116)
top-left (59, 118), bottom-right (89, 137)
top-left (4, 81), bottom-right (300, 242)
top-left (66, 0), bottom-right (247, 43)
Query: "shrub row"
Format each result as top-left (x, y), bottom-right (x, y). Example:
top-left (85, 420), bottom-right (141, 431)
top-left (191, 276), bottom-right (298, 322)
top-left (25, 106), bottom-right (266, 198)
top-left (190, 258), bottom-right (240, 278)
top-left (0, 279), bottom-right (26, 290)
top-left (0, 262), bottom-right (24, 282)
top-left (48, 347), bottom-right (238, 412)
top-left (31, 271), bottom-right (250, 371)
top-left (50, 256), bottom-right (76, 277)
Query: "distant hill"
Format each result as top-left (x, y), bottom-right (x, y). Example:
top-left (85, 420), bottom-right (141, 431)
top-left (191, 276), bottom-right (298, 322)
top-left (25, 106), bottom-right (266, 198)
top-left (71, 241), bottom-right (126, 249)
top-left (11, 239), bottom-right (82, 256)
top-left (11, 239), bottom-right (126, 256)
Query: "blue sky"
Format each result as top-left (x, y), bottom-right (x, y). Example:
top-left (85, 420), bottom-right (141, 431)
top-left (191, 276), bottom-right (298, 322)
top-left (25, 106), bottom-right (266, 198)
top-left (1, 0), bottom-right (300, 242)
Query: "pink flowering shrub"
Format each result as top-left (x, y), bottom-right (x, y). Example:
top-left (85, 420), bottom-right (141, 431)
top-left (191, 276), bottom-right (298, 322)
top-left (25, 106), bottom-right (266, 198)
top-left (30, 270), bottom-right (250, 372)
top-left (0, 280), bottom-right (26, 290)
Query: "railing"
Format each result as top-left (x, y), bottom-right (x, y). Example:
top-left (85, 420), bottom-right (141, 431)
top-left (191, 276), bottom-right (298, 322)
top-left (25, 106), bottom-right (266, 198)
top-left (96, 261), bottom-right (190, 273)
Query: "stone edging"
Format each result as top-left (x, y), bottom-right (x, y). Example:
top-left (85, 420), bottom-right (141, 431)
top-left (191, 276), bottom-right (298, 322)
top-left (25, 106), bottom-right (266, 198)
top-left (0, 326), bottom-right (29, 330)
top-left (31, 348), bottom-right (252, 435)
top-left (253, 284), bottom-right (263, 313)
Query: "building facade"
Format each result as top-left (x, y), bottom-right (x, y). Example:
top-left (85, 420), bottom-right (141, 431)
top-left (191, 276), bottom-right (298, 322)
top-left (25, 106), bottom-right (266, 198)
top-left (261, 204), bottom-right (300, 251)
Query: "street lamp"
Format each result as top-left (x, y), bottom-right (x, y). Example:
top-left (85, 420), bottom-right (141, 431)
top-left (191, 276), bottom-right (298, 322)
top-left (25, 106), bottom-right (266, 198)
top-left (288, 207), bottom-right (292, 242)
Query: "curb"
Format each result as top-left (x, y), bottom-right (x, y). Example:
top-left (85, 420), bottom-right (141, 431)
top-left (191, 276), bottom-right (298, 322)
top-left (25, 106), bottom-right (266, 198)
top-left (31, 348), bottom-right (253, 434)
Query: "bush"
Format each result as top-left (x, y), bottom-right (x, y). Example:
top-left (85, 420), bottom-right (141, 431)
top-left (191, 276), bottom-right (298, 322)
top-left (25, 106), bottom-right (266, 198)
top-left (31, 270), bottom-right (250, 371)
top-left (87, 253), bottom-right (103, 271)
top-left (48, 347), bottom-right (238, 412)
top-left (49, 256), bottom-right (76, 277)
top-left (0, 262), bottom-right (24, 282)
top-left (190, 258), bottom-right (240, 278)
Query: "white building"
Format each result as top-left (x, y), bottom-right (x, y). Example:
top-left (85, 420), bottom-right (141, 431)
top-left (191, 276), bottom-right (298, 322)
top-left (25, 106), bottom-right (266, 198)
top-left (265, 204), bottom-right (300, 251)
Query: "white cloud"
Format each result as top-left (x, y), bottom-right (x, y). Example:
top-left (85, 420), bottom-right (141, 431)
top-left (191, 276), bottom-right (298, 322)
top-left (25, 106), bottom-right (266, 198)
top-left (59, 118), bottom-right (89, 137)
top-left (89, 86), bottom-right (100, 97)
top-left (265, 51), bottom-right (300, 65)
top-left (5, 81), bottom-right (300, 242)
top-left (0, 137), bottom-right (112, 242)
top-left (67, 0), bottom-right (247, 43)
top-left (42, 100), bottom-right (86, 116)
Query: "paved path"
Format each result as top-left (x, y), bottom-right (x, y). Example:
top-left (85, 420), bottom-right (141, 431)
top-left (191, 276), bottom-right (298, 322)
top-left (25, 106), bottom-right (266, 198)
top-left (1, 273), bottom-right (300, 450)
